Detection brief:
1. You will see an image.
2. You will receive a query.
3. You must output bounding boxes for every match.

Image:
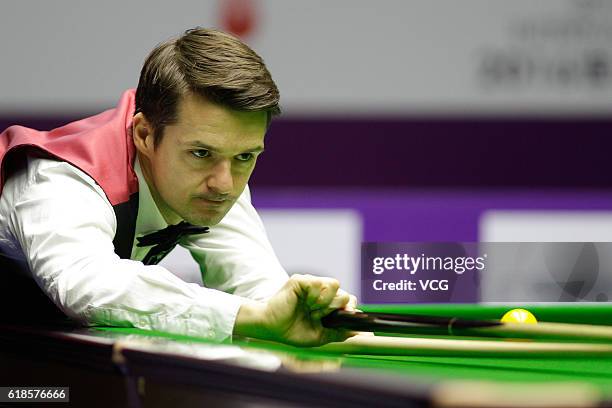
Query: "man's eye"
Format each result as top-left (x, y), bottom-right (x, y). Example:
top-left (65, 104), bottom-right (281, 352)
top-left (191, 149), bottom-right (210, 158)
top-left (236, 153), bottom-right (254, 162)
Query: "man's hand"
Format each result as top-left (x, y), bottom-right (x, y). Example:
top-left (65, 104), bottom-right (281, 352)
top-left (234, 274), bottom-right (358, 346)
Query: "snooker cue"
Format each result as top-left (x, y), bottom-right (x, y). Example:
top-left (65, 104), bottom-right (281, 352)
top-left (314, 333), bottom-right (612, 356)
top-left (321, 310), bottom-right (612, 343)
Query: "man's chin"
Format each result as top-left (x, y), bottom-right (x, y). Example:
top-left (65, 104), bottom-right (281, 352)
top-left (183, 210), bottom-right (229, 227)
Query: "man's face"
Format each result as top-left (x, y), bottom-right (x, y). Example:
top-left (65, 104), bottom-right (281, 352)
top-left (135, 93), bottom-right (267, 226)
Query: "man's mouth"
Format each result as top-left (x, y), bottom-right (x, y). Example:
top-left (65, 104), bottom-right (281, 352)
top-left (195, 197), bottom-right (229, 206)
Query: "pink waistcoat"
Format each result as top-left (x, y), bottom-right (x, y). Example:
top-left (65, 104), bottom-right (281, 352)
top-left (0, 89), bottom-right (140, 259)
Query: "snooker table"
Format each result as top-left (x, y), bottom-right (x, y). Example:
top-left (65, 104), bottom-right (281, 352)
top-left (1, 303), bottom-right (612, 408)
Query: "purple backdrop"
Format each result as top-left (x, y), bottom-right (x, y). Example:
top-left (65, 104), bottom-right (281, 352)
top-left (3, 115), bottom-right (612, 188)
top-left (3, 115), bottom-right (612, 241)
top-left (252, 188), bottom-right (612, 241)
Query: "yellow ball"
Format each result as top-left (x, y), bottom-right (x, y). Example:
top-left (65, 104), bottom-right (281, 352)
top-left (501, 308), bottom-right (538, 324)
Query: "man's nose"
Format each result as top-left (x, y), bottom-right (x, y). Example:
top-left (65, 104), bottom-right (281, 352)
top-left (207, 159), bottom-right (233, 194)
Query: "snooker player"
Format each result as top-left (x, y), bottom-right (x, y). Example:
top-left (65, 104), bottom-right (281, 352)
top-left (0, 28), bottom-right (356, 346)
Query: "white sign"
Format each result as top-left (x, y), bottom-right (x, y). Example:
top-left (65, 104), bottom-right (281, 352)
top-left (1, 1), bottom-right (611, 115)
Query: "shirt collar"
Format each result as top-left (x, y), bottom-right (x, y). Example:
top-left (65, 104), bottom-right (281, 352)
top-left (134, 155), bottom-right (169, 236)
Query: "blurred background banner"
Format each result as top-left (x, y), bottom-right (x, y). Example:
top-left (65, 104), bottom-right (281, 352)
top-left (2, 0), bottom-right (612, 300)
top-left (1, 0), bottom-right (611, 115)
top-left (360, 242), bottom-right (612, 304)
top-left (480, 242), bottom-right (612, 303)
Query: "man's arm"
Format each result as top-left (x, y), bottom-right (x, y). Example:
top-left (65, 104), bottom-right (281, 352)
top-left (3, 157), bottom-right (356, 346)
top-left (3, 157), bottom-right (244, 341)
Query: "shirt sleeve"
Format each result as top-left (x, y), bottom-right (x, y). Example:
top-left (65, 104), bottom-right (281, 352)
top-left (3, 157), bottom-right (245, 342)
top-left (182, 185), bottom-right (289, 302)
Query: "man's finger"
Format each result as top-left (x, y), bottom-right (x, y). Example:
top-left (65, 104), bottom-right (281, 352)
top-left (312, 291), bottom-right (350, 320)
top-left (291, 274), bottom-right (322, 307)
top-left (314, 278), bottom-right (340, 308)
top-left (328, 291), bottom-right (350, 310)
top-left (345, 294), bottom-right (358, 311)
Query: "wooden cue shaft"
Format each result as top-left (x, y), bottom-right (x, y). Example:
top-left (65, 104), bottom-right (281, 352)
top-left (462, 321), bottom-right (612, 342)
top-left (315, 333), bottom-right (612, 356)
top-left (432, 381), bottom-right (602, 408)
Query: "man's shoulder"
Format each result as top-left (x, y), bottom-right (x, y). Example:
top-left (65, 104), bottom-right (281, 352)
top-left (6, 155), bottom-right (106, 201)
top-left (27, 155), bottom-right (98, 182)
top-left (0, 89), bottom-right (138, 206)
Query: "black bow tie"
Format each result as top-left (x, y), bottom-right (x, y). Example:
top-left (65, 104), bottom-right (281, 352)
top-left (136, 221), bottom-right (209, 265)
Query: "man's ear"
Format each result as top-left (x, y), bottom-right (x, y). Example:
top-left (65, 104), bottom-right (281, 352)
top-left (132, 112), bottom-right (155, 157)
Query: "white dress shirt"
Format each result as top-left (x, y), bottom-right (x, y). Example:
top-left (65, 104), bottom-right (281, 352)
top-left (0, 155), bottom-right (288, 341)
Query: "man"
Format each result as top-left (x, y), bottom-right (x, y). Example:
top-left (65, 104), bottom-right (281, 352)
top-left (0, 28), bottom-right (356, 346)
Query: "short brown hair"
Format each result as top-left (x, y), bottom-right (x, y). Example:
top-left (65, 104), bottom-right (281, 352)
top-left (135, 27), bottom-right (280, 146)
